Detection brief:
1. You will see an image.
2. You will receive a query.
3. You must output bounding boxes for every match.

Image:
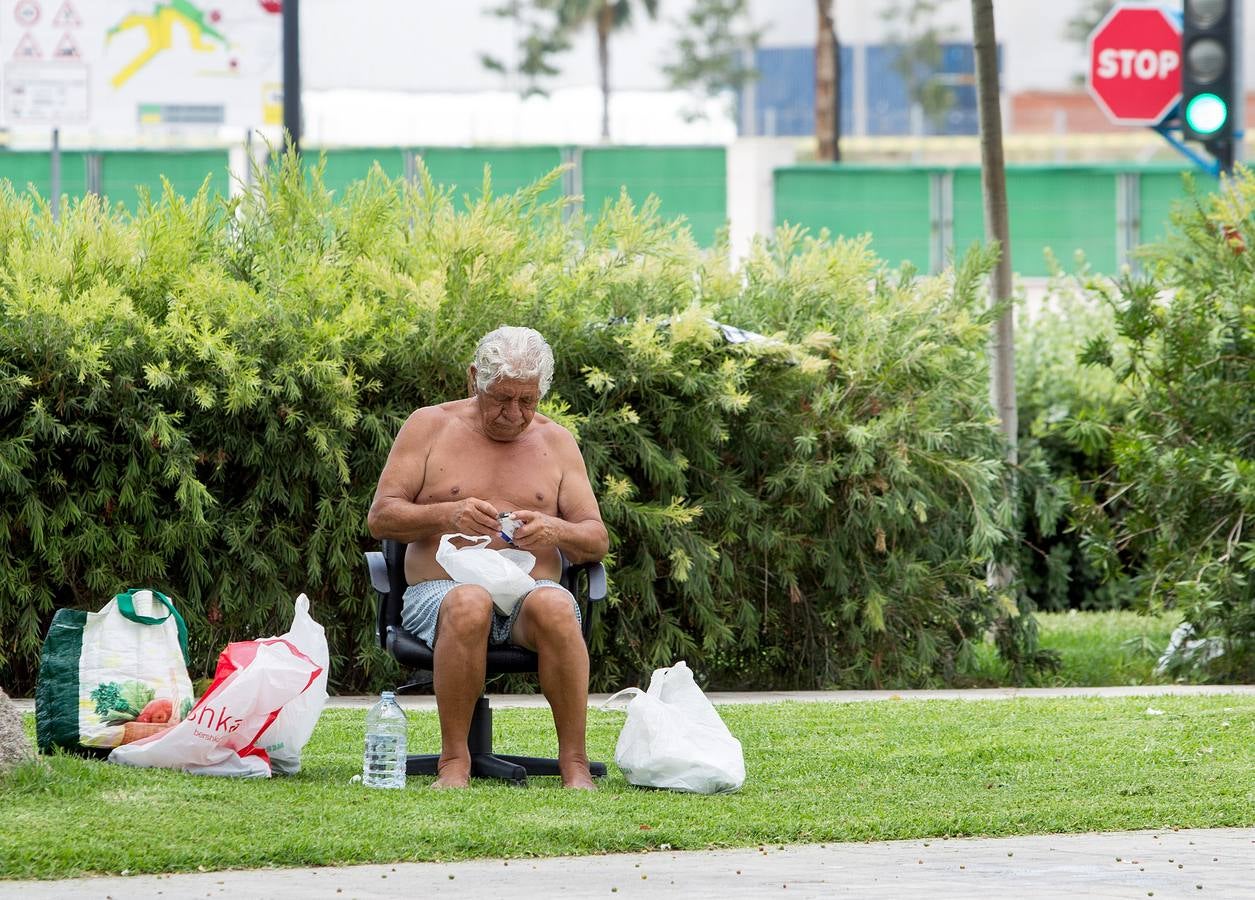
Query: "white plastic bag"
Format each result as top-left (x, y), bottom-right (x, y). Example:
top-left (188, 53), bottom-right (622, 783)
top-left (260, 594), bottom-right (329, 774)
top-left (605, 660), bottom-right (745, 794)
top-left (108, 601), bottom-right (324, 778)
top-left (435, 533), bottom-right (536, 616)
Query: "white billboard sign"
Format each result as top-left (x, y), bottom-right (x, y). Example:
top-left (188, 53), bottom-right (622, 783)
top-left (1, 0), bottom-right (282, 129)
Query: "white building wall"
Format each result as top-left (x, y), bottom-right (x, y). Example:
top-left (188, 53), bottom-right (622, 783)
top-left (303, 1), bottom-right (1255, 98)
top-left (726, 136), bottom-right (798, 261)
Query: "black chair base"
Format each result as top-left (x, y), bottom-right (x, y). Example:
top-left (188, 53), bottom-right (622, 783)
top-left (405, 695), bottom-right (606, 785)
top-left (405, 752), bottom-right (608, 785)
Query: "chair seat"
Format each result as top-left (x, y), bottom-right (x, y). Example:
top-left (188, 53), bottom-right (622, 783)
top-left (386, 626), bottom-right (540, 674)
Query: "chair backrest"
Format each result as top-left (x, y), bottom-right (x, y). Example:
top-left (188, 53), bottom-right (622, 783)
top-left (375, 539), bottom-right (408, 650)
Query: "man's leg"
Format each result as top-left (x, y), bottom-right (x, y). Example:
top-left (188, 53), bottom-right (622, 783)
top-left (510, 586), bottom-right (594, 789)
top-left (431, 584), bottom-right (494, 789)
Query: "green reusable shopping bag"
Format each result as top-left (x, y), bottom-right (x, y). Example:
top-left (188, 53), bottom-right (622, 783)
top-left (35, 589), bottom-right (193, 755)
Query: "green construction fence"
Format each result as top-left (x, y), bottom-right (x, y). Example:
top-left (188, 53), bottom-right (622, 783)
top-left (0, 149), bottom-right (229, 211)
top-left (0, 146), bottom-right (1221, 275)
top-left (774, 163), bottom-right (1220, 276)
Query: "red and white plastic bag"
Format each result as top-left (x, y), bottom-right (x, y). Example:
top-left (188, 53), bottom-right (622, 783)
top-left (109, 595), bottom-right (325, 777)
top-left (259, 594), bottom-right (329, 774)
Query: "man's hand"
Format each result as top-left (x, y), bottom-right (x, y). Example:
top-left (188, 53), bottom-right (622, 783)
top-left (509, 509), bottom-right (563, 551)
top-left (450, 497), bottom-right (500, 537)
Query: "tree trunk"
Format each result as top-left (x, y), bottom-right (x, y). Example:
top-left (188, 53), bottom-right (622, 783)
top-left (971, 0), bottom-right (1015, 459)
top-left (597, 3), bottom-right (613, 141)
top-left (815, 0), bottom-right (841, 161)
top-left (972, 0), bottom-right (1016, 592)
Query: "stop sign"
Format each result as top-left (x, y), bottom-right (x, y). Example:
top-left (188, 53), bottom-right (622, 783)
top-left (1087, 4), bottom-right (1182, 125)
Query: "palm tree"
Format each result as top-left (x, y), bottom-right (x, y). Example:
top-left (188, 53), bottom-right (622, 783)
top-left (557, 0), bottom-right (661, 140)
top-left (482, 0), bottom-right (660, 140)
top-left (815, 0), bottom-right (841, 161)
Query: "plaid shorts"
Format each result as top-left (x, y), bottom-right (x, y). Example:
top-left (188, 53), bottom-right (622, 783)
top-left (400, 579), bottom-right (579, 649)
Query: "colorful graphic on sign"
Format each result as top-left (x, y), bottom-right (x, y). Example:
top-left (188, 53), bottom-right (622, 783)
top-left (106, 0), bottom-right (227, 87)
top-left (1, 0), bottom-right (280, 130)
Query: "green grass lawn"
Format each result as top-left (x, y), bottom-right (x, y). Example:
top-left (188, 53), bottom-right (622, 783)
top-left (4, 695), bottom-right (1253, 880)
top-left (969, 610), bottom-right (1185, 687)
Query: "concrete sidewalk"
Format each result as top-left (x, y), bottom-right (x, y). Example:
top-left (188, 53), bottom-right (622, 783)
top-left (335, 683), bottom-right (1255, 710)
top-left (5, 828), bottom-right (1251, 899)
top-left (9, 683), bottom-right (1254, 713)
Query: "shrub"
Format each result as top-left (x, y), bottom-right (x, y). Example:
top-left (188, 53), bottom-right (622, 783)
top-left (1075, 169), bottom-right (1255, 680)
top-left (0, 155), bottom-right (1038, 694)
top-left (1015, 257), bottom-right (1134, 612)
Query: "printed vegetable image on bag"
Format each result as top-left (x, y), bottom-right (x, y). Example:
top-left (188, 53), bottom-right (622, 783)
top-left (35, 589), bottom-right (194, 754)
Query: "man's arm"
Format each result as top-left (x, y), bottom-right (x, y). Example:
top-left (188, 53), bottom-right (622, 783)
top-left (510, 427), bottom-right (609, 564)
top-left (366, 408), bottom-right (500, 542)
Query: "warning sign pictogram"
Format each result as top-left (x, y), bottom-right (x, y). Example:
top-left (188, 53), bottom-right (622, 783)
top-left (13, 31), bottom-right (42, 59)
top-left (53, 31), bottom-right (79, 59)
top-left (14, 1), bottom-right (40, 27)
top-left (52, 0), bottom-right (79, 28)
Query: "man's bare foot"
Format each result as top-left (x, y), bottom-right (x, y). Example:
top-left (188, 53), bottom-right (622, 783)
top-left (560, 759), bottom-right (597, 790)
top-left (432, 756), bottom-right (471, 789)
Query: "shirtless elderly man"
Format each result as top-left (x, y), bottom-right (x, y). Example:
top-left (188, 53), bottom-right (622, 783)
top-left (367, 326), bottom-right (608, 789)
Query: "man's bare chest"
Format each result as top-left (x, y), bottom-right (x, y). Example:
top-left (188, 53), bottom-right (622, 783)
top-left (420, 429), bottom-right (563, 514)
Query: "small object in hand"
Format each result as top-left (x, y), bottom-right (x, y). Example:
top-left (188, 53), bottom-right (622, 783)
top-left (498, 512), bottom-right (518, 543)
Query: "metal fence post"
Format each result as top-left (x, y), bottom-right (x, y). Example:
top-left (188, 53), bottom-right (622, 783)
top-left (929, 169), bottom-right (954, 274)
top-left (85, 152), bottom-right (102, 198)
top-left (560, 146), bottom-right (581, 224)
top-left (1115, 171), bottom-right (1141, 272)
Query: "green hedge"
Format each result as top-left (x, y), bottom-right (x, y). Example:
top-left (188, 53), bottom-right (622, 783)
top-left (1074, 169), bottom-right (1255, 680)
top-left (1015, 256), bottom-right (1133, 612)
top-left (0, 156), bottom-right (1037, 695)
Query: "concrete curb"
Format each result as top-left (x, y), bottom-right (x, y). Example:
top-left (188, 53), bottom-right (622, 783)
top-left (4, 828), bottom-right (1252, 898)
top-left (336, 684), bottom-right (1255, 711)
top-left (9, 683), bottom-right (1254, 713)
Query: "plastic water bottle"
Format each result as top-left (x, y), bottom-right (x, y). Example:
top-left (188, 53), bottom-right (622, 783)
top-left (363, 691), bottom-right (407, 789)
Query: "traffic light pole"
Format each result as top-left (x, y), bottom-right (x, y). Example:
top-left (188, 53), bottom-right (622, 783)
top-left (282, 0), bottom-right (301, 156)
top-left (1230, 0), bottom-right (1244, 170)
top-left (1176, 0), bottom-right (1243, 176)
top-left (1153, 119), bottom-right (1225, 177)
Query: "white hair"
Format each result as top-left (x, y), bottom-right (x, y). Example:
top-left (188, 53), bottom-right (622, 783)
top-left (473, 326), bottom-right (555, 396)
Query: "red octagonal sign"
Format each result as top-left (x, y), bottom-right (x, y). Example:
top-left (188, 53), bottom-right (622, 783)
top-left (1087, 4), bottom-right (1182, 126)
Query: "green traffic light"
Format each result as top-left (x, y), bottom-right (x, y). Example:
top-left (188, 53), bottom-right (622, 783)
top-left (1185, 93), bottom-right (1228, 134)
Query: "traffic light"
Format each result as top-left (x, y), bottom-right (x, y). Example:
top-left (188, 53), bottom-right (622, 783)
top-left (1180, 0), bottom-right (1238, 164)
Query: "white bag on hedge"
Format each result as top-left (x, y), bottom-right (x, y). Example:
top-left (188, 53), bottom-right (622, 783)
top-left (260, 594), bottom-right (330, 774)
top-left (435, 533), bottom-right (536, 615)
top-left (605, 660), bottom-right (745, 794)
